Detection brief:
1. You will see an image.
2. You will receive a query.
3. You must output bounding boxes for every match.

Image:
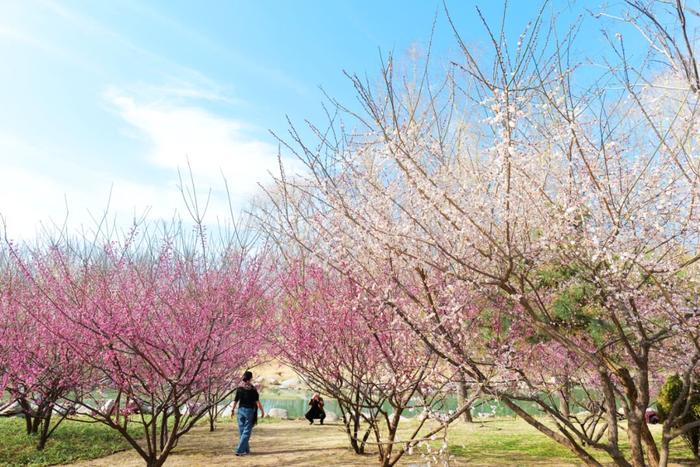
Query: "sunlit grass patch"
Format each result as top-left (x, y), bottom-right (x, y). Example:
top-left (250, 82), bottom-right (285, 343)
top-left (0, 416), bottom-right (139, 466)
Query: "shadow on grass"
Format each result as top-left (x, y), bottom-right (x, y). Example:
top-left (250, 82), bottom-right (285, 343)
top-left (667, 457), bottom-right (700, 466)
top-left (252, 447), bottom-right (346, 456)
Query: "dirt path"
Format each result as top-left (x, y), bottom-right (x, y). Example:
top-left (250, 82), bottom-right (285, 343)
top-left (64, 418), bottom-right (594, 467)
top-left (66, 419), bottom-right (445, 467)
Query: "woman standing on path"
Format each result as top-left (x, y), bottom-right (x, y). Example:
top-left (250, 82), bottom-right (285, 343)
top-left (231, 370), bottom-right (265, 456)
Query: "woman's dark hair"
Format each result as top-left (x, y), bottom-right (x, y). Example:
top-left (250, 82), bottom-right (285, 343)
top-left (242, 370), bottom-right (253, 382)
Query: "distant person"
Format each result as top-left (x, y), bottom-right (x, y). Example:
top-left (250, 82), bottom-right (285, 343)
top-left (305, 393), bottom-right (326, 425)
top-left (231, 370), bottom-right (265, 456)
top-left (645, 408), bottom-right (659, 424)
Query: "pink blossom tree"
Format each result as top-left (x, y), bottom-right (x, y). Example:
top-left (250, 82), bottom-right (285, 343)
top-left (275, 262), bottom-right (475, 467)
top-left (5, 223), bottom-right (270, 467)
top-left (0, 263), bottom-right (88, 450)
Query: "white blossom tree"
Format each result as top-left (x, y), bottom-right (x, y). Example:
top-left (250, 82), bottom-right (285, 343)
top-left (258, 2), bottom-right (700, 466)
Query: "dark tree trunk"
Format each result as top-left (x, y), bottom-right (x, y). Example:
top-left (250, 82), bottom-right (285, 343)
top-left (378, 424), bottom-right (397, 467)
top-left (19, 399), bottom-right (37, 435)
top-left (30, 415), bottom-right (41, 434)
top-left (348, 411), bottom-right (365, 454)
top-left (159, 410), bottom-right (169, 452)
top-left (691, 429), bottom-right (700, 459)
top-left (37, 410), bottom-right (52, 451)
top-left (24, 413), bottom-right (32, 435)
top-left (458, 380), bottom-right (473, 423)
top-left (208, 406), bottom-right (216, 432)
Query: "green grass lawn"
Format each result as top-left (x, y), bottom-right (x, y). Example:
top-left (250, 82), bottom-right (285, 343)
top-left (444, 417), bottom-right (697, 465)
top-left (0, 417), bottom-right (138, 467)
top-left (446, 418), bottom-right (582, 464)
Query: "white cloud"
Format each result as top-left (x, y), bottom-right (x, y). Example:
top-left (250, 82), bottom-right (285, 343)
top-left (106, 89), bottom-right (283, 199)
top-left (0, 150), bottom-right (174, 239)
top-left (0, 89), bottom-right (301, 240)
top-left (0, 129), bottom-right (258, 240)
top-left (0, 165), bottom-right (68, 237)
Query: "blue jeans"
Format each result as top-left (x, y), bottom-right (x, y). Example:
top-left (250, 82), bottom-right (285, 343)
top-left (236, 406), bottom-right (255, 454)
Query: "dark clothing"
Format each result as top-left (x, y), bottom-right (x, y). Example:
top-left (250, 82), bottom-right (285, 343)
top-left (645, 409), bottom-right (659, 424)
top-left (234, 384), bottom-right (259, 409)
top-left (305, 398), bottom-right (325, 424)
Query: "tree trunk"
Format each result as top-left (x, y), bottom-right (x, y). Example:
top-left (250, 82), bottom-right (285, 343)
top-left (347, 411), bottom-right (367, 454)
top-left (159, 410), bottom-right (169, 452)
top-left (24, 412), bottom-right (32, 435)
top-left (641, 420), bottom-right (659, 467)
top-left (30, 415), bottom-right (41, 434)
top-left (19, 398), bottom-right (37, 435)
top-left (458, 380), bottom-right (473, 423)
top-left (208, 407), bottom-right (215, 432)
top-left (559, 383), bottom-right (570, 419)
top-left (626, 412), bottom-right (647, 467)
top-left (380, 429), bottom-right (395, 467)
top-left (37, 412), bottom-right (52, 451)
top-left (658, 437), bottom-right (670, 467)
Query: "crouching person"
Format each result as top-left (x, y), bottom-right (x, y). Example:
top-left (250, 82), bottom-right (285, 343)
top-left (305, 393), bottom-right (326, 425)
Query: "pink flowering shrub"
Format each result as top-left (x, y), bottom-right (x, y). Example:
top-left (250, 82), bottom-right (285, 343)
top-left (3, 228), bottom-right (270, 467)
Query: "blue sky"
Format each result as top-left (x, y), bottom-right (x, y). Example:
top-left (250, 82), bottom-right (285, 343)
top-left (0, 0), bottom-right (648, 237)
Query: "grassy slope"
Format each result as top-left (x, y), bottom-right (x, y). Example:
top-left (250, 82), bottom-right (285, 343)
top-left (0, 417), bottom-right (138, 467)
